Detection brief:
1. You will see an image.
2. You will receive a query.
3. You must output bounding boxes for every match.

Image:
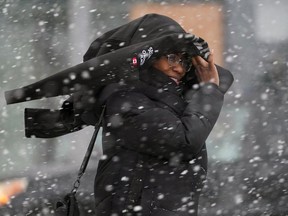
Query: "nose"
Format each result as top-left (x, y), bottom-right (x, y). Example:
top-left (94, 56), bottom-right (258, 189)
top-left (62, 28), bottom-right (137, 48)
top-left (172, 63), bottom-right (186, 75)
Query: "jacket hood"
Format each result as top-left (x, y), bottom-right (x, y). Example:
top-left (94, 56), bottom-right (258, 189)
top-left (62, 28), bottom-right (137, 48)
top-left (84, 14), bottom-right (187, 61)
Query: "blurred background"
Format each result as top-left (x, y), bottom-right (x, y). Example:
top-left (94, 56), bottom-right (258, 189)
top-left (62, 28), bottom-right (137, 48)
top-left (0, 0), bottom-right (287, 215)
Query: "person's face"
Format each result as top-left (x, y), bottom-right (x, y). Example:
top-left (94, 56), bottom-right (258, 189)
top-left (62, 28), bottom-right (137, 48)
top-left (152, 53), bottom-right (191, 81)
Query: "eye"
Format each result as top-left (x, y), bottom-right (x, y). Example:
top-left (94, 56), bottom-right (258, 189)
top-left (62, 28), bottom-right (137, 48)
top-left (167, 54), bottom-right (180, 63)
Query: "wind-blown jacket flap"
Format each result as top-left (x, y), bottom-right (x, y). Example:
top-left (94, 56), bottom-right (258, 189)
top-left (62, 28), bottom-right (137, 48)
top-left (24, 108), bottom-right (84, 138)
top-left (5, 36), bottom-right (207, 105)
top-left (6, 13), bottom-right (233, 139)
top-left (5, 14), bottom-right (211, 105)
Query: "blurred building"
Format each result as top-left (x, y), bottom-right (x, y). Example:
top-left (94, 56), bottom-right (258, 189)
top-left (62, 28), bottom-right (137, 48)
top-left (0, 0), bottom-right (287, 215)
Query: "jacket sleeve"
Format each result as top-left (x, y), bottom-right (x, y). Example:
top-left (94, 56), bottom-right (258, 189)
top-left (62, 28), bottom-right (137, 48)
top-left (105, 84), bottom-right (224, 160)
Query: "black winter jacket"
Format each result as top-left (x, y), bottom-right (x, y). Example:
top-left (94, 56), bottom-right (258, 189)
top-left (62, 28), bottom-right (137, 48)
top-left (4, 13), bottom-right (234, 215)
top-left (93, 65), bottom-right (232, 216)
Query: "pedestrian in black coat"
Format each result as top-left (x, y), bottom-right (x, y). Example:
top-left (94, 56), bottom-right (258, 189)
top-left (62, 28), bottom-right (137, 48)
top-left (90, 15), bottom-right (233, 215)
top-left (5, 13), bottom-right (233, 216)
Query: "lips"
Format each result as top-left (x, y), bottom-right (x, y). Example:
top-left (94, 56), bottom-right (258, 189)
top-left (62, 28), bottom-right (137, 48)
top-left (169, 77), bottom-right (180, 85)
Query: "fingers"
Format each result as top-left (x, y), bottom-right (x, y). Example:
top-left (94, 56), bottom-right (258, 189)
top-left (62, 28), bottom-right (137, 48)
top-left (207, 49), bottom-right (215, 67)
top-left (190, 49), bottom-right (219, 86)
top-left (192, 55), bottom-right (207, 68)
top-left (191, 49), bottom-right (216, 70)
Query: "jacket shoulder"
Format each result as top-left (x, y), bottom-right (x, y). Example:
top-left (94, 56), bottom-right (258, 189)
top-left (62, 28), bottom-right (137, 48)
top-left (216, 65), bottom-right (234, 94)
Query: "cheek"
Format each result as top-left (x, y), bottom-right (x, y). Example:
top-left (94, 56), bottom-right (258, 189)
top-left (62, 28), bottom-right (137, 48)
top-left (153, 59), bottom-right (171, 73)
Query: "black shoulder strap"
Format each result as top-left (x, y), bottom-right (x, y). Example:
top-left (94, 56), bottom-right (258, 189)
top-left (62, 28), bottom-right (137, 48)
top-left (71, 106), bottom-right (106, 194)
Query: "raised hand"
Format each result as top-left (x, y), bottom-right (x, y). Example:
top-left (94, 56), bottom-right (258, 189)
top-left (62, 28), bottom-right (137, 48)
top-left (191, 50), bottom-right (219, 86)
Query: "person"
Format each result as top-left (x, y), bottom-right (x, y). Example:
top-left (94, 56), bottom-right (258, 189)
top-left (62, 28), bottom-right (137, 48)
top-left (5, 13), bottom-right (233, 216)
top-left (90, 15), bottom-right (233, 215)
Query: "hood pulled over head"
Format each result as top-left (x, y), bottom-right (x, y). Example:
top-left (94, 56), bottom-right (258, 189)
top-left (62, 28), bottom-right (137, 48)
top-left (84, 13), bottom-right (187, 61)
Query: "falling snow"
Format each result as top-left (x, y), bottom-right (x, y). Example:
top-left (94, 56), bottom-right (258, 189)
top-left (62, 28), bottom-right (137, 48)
top-left (0, 0), bottom-right (288, 216)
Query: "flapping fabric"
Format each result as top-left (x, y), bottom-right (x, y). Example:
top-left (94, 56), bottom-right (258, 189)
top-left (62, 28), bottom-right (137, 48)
top-left (5, 14), bottom-right (210, 105)
top-left (4, 13), bottom-right (232, 138)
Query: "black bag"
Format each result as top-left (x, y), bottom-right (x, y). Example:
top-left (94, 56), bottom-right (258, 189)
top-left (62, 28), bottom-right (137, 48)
top-left (54, 107), bottom-right (105, 216)
top-left (55, 193), bottom-right (80, 216)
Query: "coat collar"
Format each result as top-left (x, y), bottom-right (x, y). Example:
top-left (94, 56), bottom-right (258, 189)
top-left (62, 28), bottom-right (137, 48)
top-left (139, 66), bottom-right (184, 97)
